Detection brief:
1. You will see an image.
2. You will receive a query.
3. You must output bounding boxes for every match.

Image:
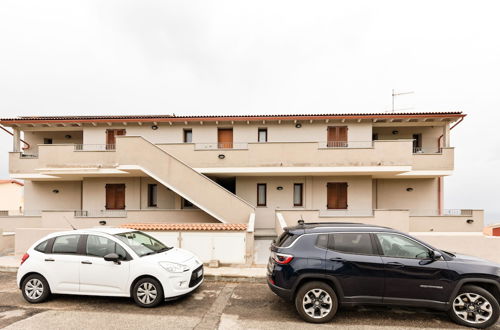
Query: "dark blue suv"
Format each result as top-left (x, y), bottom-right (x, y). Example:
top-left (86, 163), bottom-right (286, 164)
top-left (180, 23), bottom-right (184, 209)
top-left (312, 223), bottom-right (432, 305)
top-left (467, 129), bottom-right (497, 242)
top-left (267, 222), bottom-right (500, 328)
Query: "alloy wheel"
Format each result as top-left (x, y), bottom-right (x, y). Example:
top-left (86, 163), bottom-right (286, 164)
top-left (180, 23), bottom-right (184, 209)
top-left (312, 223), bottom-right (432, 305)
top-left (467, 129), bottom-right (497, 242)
top-left (25, 278), bottom-right (44, 300)
top-left (453, 292), bottom-right (493, 325)
top-left (136, 282), bottom-right (158, 305)
top-left (302, 288), bottom-right (333, 319)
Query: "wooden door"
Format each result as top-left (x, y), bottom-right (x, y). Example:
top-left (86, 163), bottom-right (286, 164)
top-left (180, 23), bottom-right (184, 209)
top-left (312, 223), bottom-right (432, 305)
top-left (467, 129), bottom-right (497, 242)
top-left (327, 126), bottom-right (348, 147)
top-left (327, 182), bottom-right (348, 209)
top-left (218, 129), bottom-right (233, 149)
top-left (106, 129), bottom-right (126, 149)
top-left (105, 184), bottom-right (125, 210)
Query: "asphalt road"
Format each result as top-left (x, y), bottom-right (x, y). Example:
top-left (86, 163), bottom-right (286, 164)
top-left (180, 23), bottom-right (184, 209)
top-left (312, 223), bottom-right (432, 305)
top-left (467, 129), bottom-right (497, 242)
top-left (0, 272), bottom-right (498, 330)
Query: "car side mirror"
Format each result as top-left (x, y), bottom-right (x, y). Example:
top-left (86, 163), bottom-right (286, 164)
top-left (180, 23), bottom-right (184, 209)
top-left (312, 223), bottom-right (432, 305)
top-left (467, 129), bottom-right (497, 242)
top-left (104, 253), bottom-right (121, 264)
top-left (432, 250), bottom-right (442, 261)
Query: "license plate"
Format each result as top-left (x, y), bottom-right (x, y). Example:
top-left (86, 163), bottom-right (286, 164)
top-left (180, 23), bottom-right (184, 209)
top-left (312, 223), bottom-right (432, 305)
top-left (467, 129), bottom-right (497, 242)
top-left (197, 269), bottom-right (203, 278)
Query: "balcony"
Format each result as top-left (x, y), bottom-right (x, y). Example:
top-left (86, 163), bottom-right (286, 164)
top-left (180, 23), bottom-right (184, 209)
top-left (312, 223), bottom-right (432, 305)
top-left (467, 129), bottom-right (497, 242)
top-left (9, 138), bottom-right (453, 178)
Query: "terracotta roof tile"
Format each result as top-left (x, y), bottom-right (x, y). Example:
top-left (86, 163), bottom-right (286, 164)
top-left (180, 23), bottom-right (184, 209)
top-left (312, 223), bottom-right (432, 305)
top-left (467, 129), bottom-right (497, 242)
top-left (0, 180), bottom-right (24, 186)
top-left (120, 223), bottom-right (248, 231)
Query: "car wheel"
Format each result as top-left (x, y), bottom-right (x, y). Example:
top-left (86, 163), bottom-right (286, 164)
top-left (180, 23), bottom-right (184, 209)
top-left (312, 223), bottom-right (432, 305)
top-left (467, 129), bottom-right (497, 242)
top-left (132, 277), bottom-right (164, 308)
top-left (449, 285), bottom-right (499, 329)
top-left (294, 281), bottom-right (338, 323)
top-left (21, 274), bottom-right (50, 303)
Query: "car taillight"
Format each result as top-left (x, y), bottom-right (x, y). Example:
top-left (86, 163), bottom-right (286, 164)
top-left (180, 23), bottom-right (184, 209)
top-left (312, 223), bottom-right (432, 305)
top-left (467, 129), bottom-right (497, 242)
top-left (20, 253), bottom-right (29, 265)
top-left (272, 252), bottom-right (294, 265)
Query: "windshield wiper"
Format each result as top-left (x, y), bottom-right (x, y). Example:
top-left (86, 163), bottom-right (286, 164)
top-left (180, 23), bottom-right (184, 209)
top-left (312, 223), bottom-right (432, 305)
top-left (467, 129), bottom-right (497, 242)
top-left (155, 247), bottom-right (172, 254)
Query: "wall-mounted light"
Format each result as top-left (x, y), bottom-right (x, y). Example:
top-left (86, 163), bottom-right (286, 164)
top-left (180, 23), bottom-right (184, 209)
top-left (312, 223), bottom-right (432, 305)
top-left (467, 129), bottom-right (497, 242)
top-left (52, 189), bottom-right (59, 194)
top-left (295, 123), bottom-right (302, 128)
top-left (276, 186), bottom-right (284, 191)
top-left (218, 154), bottom-right (225, 159)
top-left (65, 135), bottom-right (72, 139)
top-left (99, 220), bottom-right (107, 226)
top-left (151, 125), bottom-right (159, 130)
top-left (406, 187), bottom-right (414, 192)
top-left (466, 219), bottom-right (474, 224)
top-left (392, 130), bottom-right (399, 135)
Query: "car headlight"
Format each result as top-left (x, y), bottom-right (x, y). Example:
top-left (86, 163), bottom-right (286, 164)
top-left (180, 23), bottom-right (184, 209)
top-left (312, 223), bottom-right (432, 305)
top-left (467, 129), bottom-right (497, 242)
top-left (159, 261), bottom-right (189, 273)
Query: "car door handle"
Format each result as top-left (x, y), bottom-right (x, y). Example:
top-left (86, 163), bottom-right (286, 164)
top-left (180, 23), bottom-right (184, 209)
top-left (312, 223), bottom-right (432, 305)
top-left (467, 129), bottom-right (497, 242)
top-left (81, 260), bottom-right (92, 265)
top-left (44, 258), bottom-right (55, 262)
top-left (387, 262), bottom-right (405, 268)
top-left (329, 257), bottom-right (345, 261)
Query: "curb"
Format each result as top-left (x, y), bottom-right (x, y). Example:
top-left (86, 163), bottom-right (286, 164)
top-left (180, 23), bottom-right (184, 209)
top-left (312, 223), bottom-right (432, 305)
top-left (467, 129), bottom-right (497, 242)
top-left (0, 267), bottom-right (18, 273)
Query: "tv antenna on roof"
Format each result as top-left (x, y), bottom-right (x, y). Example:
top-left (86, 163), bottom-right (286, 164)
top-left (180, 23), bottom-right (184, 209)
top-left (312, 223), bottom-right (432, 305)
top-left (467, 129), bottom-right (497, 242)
top-left (391, 89), bottom-right (414, 112)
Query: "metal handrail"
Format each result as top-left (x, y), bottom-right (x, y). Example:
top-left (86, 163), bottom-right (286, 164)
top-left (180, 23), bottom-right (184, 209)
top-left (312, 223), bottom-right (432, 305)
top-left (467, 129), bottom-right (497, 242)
top-left (409, 209), bottom-right (473, 216)
top-left (74, 210), bottom-right (127, 217)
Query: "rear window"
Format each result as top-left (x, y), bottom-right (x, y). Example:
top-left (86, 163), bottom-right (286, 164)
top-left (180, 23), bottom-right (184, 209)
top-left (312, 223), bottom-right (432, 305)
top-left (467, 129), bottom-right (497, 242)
top-left (275, 232), bottom-right (299, 248)
top-left (34, 240), bottom-right (48, 253)
top-left (52, 234), bottom-right (80, 254)
top-left (329, 233), bottom-right (374, 255)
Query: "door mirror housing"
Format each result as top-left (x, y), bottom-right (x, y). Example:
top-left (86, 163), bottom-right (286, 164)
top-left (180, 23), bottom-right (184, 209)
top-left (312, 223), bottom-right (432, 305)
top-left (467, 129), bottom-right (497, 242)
top-left (104, 253), bottom-right (121, 264)
top-left (431, 250), bottom-right (442, 261)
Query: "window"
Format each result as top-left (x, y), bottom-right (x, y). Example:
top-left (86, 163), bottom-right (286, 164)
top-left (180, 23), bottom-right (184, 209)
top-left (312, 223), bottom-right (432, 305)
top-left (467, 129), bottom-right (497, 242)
top-left (52, 235), bottom-right (80, 254)
top-left (86, 235), bottom-right (114, 257)
top-left (147, 184), bottom-right (157, 207)
top-left (293, 183), bottom-right (303, 206)
top-left (276, 232), bottom-right (298, 248)
top-left (43, 138), bottom-right (53, 144)
top-left (34, 240), bottom-right (48, 253)
top-left (183, 129), bottom-right (193, 143)
top-left (115, 231), bottom-right (171, 257)
top-left (316, 234), bottom-right (328, 249)
top-left (257, 183), bottom-right (267, 206)
top-left (376, 233), bottom-right (431, 259)
top-left (258, 128), bottom-right (268, 142)
top-left (412, 134), bottom-right (422, 153)
top-left (328, 233), bottom-right (374, 255)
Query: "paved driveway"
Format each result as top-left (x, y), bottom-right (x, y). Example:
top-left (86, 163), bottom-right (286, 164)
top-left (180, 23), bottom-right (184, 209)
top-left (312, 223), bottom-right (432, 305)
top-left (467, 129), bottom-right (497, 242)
top-left (0, 272), bottom-right (498, 329)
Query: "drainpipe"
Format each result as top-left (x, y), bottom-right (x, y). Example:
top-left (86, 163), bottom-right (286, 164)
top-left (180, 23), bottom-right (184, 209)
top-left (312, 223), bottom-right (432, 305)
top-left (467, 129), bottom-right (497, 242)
top-left (0, 125), bottom-right (30, 150)
top-left (436, 116), bottom-right (464, 215)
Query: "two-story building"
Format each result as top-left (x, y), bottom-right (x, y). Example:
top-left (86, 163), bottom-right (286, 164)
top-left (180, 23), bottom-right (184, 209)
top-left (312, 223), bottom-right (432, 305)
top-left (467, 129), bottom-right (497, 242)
top-left (0, 112), bottom-right (484, 264)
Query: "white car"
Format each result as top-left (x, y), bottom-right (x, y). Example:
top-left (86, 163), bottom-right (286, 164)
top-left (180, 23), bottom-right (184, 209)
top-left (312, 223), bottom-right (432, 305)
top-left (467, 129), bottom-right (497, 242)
top-left (17, 228), bottom-right (204, 307)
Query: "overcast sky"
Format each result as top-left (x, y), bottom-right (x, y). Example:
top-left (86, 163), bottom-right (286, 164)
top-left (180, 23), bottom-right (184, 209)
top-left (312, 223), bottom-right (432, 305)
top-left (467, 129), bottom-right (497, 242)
top-left (0, 1), bottom-right (499, 224)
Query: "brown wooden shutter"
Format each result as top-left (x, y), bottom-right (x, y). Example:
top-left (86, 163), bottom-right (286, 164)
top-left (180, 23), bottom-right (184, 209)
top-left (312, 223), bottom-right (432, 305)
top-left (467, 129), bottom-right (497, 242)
top-left (105, 184), bottom-right (126, 210)
top-left (218, 129), bottom-right (233, 149)
top-left (327, 126), bottom-right (348, 147)
top-left (327, 182), bottom-right (348, 209)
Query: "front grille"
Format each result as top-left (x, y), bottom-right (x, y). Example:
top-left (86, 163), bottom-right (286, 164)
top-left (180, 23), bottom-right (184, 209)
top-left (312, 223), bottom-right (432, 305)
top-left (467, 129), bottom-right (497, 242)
top-left (189, 265), bottom-right (203, 288)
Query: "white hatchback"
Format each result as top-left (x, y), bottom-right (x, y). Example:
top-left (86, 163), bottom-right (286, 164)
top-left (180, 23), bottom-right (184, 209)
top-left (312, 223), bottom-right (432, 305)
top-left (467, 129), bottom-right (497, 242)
top-left (17, 228), bottom-right (204, 307)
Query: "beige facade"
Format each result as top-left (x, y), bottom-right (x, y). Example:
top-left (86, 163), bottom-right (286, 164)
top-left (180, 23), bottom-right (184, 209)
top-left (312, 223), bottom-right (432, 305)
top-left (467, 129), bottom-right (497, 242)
top-left (0, 180), bottom-right (24, 215)
top-left (0, 112), bottom-right (485, 263)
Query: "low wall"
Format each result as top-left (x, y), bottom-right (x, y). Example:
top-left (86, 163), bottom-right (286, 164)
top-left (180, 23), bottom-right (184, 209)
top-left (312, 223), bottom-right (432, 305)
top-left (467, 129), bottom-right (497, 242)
top-left (0, 217), bottom-right (42, 232)
top-left (0, 230), bottom-right (14, 255)
top-left (410, 210), bottom-right (484, 232)
top-left (412, 232), bottom-right (500, 264)
top-left (15, 228), bottom-right (68, 256)
top-left (277, 209), bottom-right (410, 232)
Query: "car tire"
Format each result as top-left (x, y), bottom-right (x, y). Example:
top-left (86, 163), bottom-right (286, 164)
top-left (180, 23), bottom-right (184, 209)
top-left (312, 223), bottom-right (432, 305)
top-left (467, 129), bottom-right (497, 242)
top-left (448, 285), bottom-right (499, 329)
top-left (21, 274), bottom-right (50, 304)
top-left (132, 277), bottom-right (164, 308)
top-left (294, 281), bottom-right (338, 323)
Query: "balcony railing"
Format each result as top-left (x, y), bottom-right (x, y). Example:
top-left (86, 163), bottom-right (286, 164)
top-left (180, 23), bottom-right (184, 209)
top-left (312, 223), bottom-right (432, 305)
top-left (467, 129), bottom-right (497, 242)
top-left (74, 144), bottom-right (116, 151)
top-left (319, 209), bottom-right (374, 217)
top-left (320, 141), bottom-right (373, 148)
top-left (194, 142), bottom-right (249, 150)
top-left (74, 210), bottom-right (127, 217)
top-left (409, 209), bottom-right (473, 216)
top-left (20, 153), bottom-right (38, 158)
top-left (412, 147), bottom-right (441, 154)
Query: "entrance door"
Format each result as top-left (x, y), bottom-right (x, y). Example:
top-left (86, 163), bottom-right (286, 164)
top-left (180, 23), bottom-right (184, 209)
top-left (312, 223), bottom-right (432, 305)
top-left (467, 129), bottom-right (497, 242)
top-left (106, 129), bottom-right (126, 149)
top-left (218, 128), bottom-right (233, 149)
top-left (327, 182), bottom-right (348, 209)
top-left (105, 184), bottom-right (125, 210)
top-left (327, 126), bottom-right (348, 147)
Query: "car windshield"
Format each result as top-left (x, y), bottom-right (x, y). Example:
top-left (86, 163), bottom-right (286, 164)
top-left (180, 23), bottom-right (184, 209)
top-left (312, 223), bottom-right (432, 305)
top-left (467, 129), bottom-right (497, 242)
top-left (115, 231), bottom-right (172, 257)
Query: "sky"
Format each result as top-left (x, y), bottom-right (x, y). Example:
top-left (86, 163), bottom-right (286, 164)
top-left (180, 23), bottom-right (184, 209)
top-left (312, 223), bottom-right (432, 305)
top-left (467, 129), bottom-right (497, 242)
top-left (0, 1), bottom-right (499, 224)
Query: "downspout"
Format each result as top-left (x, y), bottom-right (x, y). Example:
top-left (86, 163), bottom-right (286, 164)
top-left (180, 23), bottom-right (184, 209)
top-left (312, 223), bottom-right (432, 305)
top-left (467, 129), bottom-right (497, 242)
top-left (0, 125), bottom-right (30, 150)
top-left (436, 115), bottom-right (465, 215)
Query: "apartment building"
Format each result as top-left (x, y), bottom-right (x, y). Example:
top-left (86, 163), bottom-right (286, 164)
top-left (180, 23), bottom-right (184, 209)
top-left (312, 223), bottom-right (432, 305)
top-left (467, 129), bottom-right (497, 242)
top-left (0, 112), bottom-right (483, 263)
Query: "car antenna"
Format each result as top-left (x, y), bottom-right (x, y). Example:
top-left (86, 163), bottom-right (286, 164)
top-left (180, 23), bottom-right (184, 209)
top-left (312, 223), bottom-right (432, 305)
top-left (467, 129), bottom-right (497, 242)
top-left (63, 215), bottom-right (77, 230)
top-left (298, 215), bottom-right (305, 226)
